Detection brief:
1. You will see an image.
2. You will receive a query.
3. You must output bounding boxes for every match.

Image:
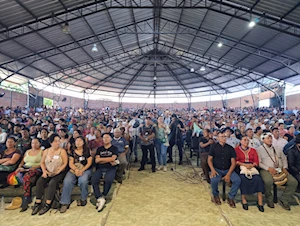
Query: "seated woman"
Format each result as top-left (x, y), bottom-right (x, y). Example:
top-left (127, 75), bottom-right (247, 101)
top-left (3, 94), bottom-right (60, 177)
top-left (0, 137), bottom-right (22, 188)
top-left (59, 129), bottom-right (69, 150)
top-left (60, 136), bottom-right (92, 213)
top-left (31, 134), bottom-right (68, 215)
top-left (39, 128), bottom-right (51, 150)
top-left (88, 129), bottom-right (103, 157)
top-left (190, 116), bottom-right (202, 137)
top-left (235, 136), bottom-right (264, 212)
top-left (68, 130), bottom-right (82, 151)
top-left (15, 138), bottom-right (43, 212)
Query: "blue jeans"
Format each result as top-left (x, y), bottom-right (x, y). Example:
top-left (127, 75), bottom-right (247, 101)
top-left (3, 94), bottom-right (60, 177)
top-left (211, 168), bottom-right (241, 199)
top-left (155, 139), bottom-right (168, 166)
top-left (129, 136), bottom-right (139, 158)
top-left (91, 167), bottom-right (116, 199)
top-left (60, 170), bottom-right (92, 205)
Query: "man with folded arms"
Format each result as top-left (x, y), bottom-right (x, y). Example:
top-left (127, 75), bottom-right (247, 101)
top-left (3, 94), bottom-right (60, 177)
top-left (208, 130), bottom-right (241, 208)
top-left (257, 133), bottom-right (297, 210)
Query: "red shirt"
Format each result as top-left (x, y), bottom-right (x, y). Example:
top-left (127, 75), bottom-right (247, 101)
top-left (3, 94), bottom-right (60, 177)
top-left (235, 146), bottom-right (259, 166)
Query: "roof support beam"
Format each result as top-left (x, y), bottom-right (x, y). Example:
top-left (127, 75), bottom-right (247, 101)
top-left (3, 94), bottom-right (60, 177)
top-left (164, 64), bottom-right (191, 98)
top-left (119, 64), bottom-right (147, 98)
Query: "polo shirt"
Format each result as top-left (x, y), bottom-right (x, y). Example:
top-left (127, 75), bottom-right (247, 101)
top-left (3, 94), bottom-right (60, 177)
top-left (111, 137), bottom-right (129, 154)
top-left (209, 142), bottom-right (236, 170)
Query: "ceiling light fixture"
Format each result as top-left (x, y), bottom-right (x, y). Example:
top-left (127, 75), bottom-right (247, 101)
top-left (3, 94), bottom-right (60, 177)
top-left (0, 92), bottom-right (5, 98)
top-left (217, 42), bottom-right (223, 48)
top-left (92, 44), bottom-right (98, 52)
top-left (249, 21), bottom-right (256, 28)
top-left (190, 68), bottom-right (195, 73)
top-left (62, 22), bottom-right (70, 34)
top-left (200, 66), bottom-right (206, 71)
top-left (154, 76), bottom-right (157, 81)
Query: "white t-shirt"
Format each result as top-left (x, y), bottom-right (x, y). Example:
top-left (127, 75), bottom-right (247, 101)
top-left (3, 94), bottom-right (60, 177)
top-left (86, 134), bottom-right (96, 141)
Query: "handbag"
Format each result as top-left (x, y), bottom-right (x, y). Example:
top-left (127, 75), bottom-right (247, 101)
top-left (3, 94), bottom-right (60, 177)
top-left (70, 163), bottom-right (84, 174)
top-left (272, 171), bottom-right (288, 186)
top-left (262, 145), bottom-right (288, 186)
top-left (240, 166), bottom-right (259, 179)
top-left (7, 171), bottom-right (24, 186)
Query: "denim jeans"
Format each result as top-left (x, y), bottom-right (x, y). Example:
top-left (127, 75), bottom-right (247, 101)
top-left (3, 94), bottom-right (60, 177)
top-left (60, 170), bottom-right (92, 205)
top-left (210, 168), bottom-right (241, 199)
top-left (167, 139), bottom-right (183, 162)
top-left (129, 136), bottom-right (139, 158)
top-left (141, 144), bottom-right (156, 170)
top-left (155, 139), bottom-right (168, 166)
top-left (91, 167), bottom-right (116, 199)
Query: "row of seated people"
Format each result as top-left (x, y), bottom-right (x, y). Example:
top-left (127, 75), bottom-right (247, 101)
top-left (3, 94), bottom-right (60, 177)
top-left (0, 132), bottom-right (125, 215)
top-left (197, 128), bottom-right (300, 212)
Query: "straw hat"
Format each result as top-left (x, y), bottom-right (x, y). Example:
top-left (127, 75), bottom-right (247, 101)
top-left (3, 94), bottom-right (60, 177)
top-left (5, 197), bottom-right (22, 210)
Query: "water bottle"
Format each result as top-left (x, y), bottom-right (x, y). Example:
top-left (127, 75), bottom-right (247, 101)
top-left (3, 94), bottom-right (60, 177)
top-left (0, 196), bottom-right (4, 211)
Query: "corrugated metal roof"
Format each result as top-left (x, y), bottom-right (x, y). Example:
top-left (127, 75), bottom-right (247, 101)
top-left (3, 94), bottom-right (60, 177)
top-left (0, 0), bottom-right (299, 98)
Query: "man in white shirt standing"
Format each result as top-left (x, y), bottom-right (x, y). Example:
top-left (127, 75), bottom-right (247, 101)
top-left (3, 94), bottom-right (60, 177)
top-left (257, 133), bottom-right (297, 210)
top-left (272, 127), bottom-right (288, 151)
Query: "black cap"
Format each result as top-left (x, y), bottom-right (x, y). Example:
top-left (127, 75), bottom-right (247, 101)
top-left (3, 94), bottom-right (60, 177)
top-left (255, 126), bottom-right (262, 133)
top-left (225, 127), bottom-right (234, 134)
top-left (171, 113), bottom-right (177, 118)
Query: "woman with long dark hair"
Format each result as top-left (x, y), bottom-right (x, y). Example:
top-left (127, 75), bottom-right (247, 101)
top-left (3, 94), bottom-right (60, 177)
top-left (59, 136), bottom-right (92, 213)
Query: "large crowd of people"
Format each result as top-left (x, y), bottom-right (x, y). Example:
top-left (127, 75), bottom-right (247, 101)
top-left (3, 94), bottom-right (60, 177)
top-left (0, 105), bottom-right (300, 214)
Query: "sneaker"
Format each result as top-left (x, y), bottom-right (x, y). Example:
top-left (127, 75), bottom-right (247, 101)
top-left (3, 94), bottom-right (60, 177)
top-left (156, 165), bottom-right (162, 171)
top-left (178, 161), bottom-right (183, 165)
top-left (163, 166), bottom-right (167, 172)
top-left (97, 197), bottom-right (106, 212)
top-left (167, 159), bottom-right (173, 163)
top-left (134, 157), bottom-right (138, 163)
top-left (60, 204), bottom-right (69, 213)
top-left (152, 168), bottom-right (156, 173)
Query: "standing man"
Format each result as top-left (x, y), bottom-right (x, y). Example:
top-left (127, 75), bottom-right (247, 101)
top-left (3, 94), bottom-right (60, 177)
top-left (128, 112), bottom-right (140, 162)
top-left (112, 128), bottom-right (129, 184)
top-left (167, 114), bottom-right (185, 165)
top-left (138, 116), bottom-right (156, 172)
top-left (199, 129), bottom-right (214, 183)
top-left (208, 131), bottom-right (241, 208)
top-left (91, 133), bottom-right (118, 212)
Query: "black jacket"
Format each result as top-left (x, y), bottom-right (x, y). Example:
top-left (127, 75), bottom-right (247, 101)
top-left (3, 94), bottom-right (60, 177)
top-left (287, 145), bottom-right (300, 175)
